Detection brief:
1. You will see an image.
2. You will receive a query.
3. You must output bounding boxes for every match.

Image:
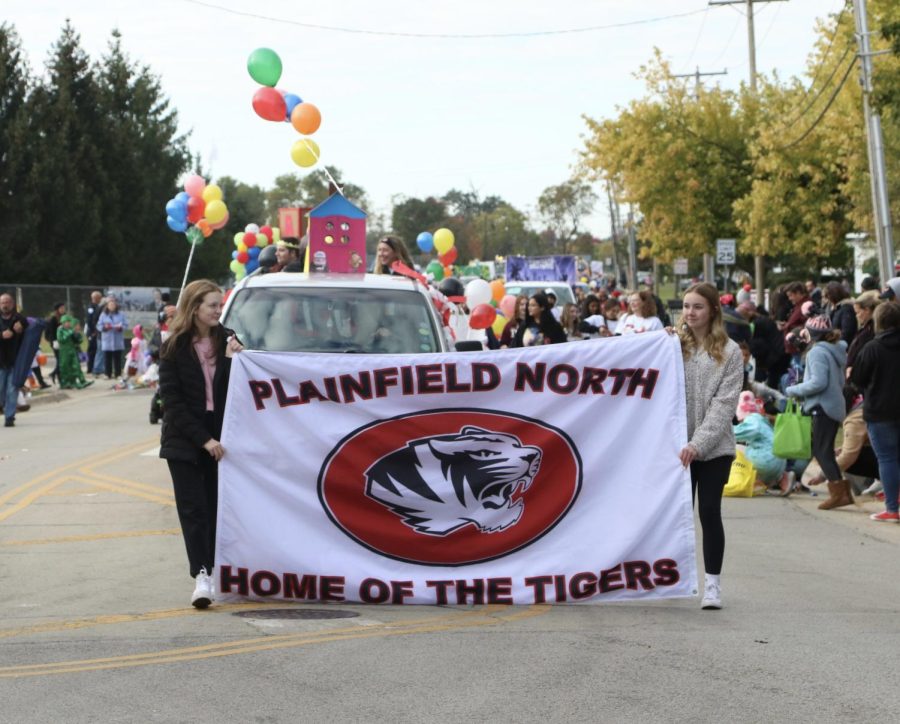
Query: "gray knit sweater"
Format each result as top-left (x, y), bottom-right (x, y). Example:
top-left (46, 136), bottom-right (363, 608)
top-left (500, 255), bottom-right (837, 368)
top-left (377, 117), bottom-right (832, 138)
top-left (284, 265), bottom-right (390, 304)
top-left (683, 338), bottom-right (744, 460)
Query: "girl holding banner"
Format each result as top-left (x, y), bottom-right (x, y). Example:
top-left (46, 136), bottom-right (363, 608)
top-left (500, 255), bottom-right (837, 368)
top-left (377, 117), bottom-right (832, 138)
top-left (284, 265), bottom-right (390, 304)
top-left (159, 280), bottom-right (243, 608)
top-left (677, 283), bottom-right (743, 610)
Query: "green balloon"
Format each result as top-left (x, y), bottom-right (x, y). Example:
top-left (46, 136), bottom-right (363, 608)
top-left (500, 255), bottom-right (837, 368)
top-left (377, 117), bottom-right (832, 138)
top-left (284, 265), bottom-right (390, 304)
top-left (185, 226), bottom-right (204, 246)
top-left (426, 261), bottom-right (444, 281)
top-left (247, 48), bottom-right (283, 87)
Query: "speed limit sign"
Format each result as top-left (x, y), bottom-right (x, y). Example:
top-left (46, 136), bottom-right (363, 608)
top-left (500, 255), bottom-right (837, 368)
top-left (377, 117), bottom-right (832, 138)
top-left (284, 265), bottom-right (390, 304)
top-left (716, 239), bottom-right (736, 265)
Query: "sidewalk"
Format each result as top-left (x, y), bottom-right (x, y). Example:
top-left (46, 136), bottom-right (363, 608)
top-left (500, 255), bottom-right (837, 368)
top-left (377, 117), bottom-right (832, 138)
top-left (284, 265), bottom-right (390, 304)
top-left (20, 362), bottom-right (155, 410)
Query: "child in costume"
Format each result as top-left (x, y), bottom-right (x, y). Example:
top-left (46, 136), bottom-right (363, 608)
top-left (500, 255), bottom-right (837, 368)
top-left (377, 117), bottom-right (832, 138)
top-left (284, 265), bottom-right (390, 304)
top-left (56, 315), bottom-right (93, 389)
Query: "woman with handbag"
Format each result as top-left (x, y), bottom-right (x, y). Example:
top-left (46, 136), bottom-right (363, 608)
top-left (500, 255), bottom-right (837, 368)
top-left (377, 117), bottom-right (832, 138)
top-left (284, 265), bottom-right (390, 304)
top-left (785, 315), bottom-right (850, 510)
top-left (159, 280), bottom-right (243, 608)
top-left (678, 283), bottom-right (743, 610)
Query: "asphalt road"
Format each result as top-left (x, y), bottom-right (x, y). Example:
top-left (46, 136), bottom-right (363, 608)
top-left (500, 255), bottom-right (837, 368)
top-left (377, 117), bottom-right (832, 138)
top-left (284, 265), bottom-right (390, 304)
top-left (1, 382), bottom-right (899, 723)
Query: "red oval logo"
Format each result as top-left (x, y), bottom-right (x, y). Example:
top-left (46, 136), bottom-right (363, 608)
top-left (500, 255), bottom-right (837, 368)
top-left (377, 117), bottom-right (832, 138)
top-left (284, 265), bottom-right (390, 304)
top-left (318, 409), bottom-right (582, 565)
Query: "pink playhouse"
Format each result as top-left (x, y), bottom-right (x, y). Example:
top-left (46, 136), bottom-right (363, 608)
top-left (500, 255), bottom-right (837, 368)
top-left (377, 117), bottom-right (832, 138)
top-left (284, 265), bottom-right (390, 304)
top-left (307, 194), bottom-right (367, 274)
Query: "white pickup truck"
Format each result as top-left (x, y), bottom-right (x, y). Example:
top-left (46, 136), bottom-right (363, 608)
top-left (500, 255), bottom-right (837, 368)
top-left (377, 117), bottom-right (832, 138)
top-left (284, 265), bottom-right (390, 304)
top-left (221, 272), bottom-right (474, 354)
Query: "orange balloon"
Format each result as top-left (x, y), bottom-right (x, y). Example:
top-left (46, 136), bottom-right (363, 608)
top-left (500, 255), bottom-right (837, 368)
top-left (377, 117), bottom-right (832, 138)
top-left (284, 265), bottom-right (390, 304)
top-left (291, 103), bottom-right (321, 135)
top-left (490, 279), bottom-right (505, 303)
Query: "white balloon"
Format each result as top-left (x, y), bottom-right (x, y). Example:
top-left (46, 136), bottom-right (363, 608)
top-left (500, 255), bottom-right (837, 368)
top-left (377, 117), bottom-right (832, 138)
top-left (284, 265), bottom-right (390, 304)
top-left (465, 279), bottom-right (492, 307)
top-left (245, 223), bottom-right (260, 234)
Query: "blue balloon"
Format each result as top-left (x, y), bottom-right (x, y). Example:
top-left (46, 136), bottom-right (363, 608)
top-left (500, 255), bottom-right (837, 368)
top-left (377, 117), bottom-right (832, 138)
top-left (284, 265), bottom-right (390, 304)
top-left (166, 198), bottom-right (187, 221)
top-left (175, 191), bottom-right (191, 204)
top-left (231, 250), bottom-right (239, 260)
top-left (248, 246), bottom-right (260, 259)
top-left (245, 258), bottom-right (259, 273)
top-left (416, 231), bottom-right (434, 253)
top-left (167, 215), bottom-right (188, 233)
top-left (283, 93), bottom-right (302, 122)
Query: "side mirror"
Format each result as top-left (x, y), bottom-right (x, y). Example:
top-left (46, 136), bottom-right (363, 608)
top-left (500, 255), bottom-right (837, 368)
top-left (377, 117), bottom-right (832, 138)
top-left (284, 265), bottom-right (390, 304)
top-left (454, 340), bottom-right (483, 352)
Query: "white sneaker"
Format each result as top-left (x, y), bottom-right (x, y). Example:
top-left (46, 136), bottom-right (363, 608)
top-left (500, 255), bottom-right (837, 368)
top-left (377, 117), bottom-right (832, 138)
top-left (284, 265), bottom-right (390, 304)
top-left (191, 567), bottom-right (213, 609)
top-left (701, 580), bottom-right (722, 610)
top-left (862, 479), bottom-right (883, 496)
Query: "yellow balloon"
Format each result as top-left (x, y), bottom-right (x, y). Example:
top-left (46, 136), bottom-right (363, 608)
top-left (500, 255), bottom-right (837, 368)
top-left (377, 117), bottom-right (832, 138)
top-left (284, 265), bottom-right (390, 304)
top-left (271, 227), bottom-right (281, 243)
top-left (291, 138), bottom-right (320, 168)
top-left (256, 232), bottom-right (268, 248)
top-left (491, 313), bottom-right (507, 337)
top-left (434, 227), bottom-right (455, 255)
top-left (204, 199), bottom-right (227, 224)
top-left (237, 241), bottom-right (248, 253)
top-left (202, 184), bottom-right (223, 203)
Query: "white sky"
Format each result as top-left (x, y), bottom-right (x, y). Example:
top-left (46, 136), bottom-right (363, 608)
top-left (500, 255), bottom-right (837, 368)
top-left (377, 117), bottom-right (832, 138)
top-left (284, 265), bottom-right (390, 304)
top-left (7, 0), bottom-right (845, 238)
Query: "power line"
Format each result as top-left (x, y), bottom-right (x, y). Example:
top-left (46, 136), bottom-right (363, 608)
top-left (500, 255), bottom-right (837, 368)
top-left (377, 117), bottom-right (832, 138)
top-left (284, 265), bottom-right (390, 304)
top-left (681, 8), bottom-right (711, 72)
top-left (803, 2), bottom-right (850, 96)
top-left (181, 0), bottom-right (710, 39)
top-left (772, 55), bottom-right (856, 151)
top-left (782, 42), bottom-right (854, 125)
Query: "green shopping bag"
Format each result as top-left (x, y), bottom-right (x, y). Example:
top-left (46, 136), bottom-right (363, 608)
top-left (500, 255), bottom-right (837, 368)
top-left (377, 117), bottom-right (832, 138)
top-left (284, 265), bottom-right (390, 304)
top-left (772, 399), bottom-right (811, 459)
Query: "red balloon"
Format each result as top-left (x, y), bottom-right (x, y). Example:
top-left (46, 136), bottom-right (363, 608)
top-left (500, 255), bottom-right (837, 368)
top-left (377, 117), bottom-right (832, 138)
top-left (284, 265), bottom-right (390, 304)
top-left (260, 225), bottom-right (273, 241)
top-left (469, 303), bottom-right (497, 330)
top-left (439, 247), bottom-right (458, 265)
top-left (236, 250), bottom-right (249, 264)
top-left (187, 197), bottom-right (205, 224)
top-left (243, 231), bottom-right (257, 248)
top-left (252, 87), bottom-right (287, 122)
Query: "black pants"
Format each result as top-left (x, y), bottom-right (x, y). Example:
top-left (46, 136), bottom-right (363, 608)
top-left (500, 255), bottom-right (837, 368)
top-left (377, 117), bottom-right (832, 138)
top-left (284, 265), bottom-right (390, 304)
top-left (86, 335), bottom-right (98, 374)
top-left (167, 446), bottom-right (218, 578)
top-left (104, 350), bottom-right (123, 379)
top-left (811, 407), bottom-right (841, 481)
top-left (690, 455), bottom-right (732, 576)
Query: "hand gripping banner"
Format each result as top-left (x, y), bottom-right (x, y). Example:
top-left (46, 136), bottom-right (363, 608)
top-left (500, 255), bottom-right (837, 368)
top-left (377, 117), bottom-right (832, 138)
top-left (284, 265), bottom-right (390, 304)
top-left (216, 332), bottom-right (697, 604)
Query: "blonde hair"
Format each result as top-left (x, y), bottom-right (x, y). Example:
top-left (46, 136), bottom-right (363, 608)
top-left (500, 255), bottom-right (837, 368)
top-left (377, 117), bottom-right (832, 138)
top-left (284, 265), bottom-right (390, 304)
top-left (161, 280), bottom-right (224, 360)
top-left (678, 282), bottom-right (729, 363)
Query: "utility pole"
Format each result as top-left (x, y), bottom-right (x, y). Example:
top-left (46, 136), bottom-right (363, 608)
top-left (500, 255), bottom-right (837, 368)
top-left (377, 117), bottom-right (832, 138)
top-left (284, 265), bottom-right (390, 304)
top-left (627, 206), bottom-right (638, 290)
top-left (606, 183), bottom-right (624, 286)
top-left (672, 66), bottom-right (728, 283)
top-left (853, 0), bottom-right (895, 284)
top-left (710, 0), bottom-right (786, 304)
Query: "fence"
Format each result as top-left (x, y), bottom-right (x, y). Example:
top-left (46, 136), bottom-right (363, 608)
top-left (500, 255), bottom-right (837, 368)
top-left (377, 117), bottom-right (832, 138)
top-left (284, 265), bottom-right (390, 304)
top-left (0, 284), bottom-right (174, 333)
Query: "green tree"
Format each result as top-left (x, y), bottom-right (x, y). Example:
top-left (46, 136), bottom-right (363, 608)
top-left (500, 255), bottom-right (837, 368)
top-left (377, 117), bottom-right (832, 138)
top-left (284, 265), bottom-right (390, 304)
top-left (537, 179), bottom-right (598, 254)
top-left (264, 166), bottom-right (368, 223)
top-left (390, 196), bottom-right (447, 248)
top-left (474, 204), bottom-right (540, 259)
top-left (0, 24), bottom-right (33, 277)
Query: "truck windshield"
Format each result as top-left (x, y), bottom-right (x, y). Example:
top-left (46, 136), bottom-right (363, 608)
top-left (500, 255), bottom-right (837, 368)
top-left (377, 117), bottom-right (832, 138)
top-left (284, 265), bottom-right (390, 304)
top-left (223, 286), bottom-right (441, 354)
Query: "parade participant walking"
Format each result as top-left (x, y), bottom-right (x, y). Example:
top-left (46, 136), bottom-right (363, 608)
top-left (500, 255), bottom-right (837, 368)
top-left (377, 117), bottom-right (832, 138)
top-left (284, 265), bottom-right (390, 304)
top-left (44, 302), bottom-right (65, 385)
top-left (617, 291), bottom-right (664, 335)
top-left (785, 315), bottom-right (850, 510)
top-left (159, 280), bottom-right (243, 608)
top-left (677, 283), bottom-right (743, 610)
top-left (851, 302), bottom-right (900, 522)
top-left (499, 294), bottom-right (528, 348)
top-left (373, 236), bottom-right (414, 274)
top-left (512, 292), bottom-right (566, 347)
top-left (56, 315), bottom-right (93, 389)
top-left (98, 297), bottom-right (127, 380)
top-left (0, 292), bottom-right (28, 427)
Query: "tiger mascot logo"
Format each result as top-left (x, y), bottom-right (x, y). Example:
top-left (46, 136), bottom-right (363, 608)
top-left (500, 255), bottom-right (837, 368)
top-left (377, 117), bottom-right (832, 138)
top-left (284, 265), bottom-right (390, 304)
top-left (364, 426), bottom-right (542, 536)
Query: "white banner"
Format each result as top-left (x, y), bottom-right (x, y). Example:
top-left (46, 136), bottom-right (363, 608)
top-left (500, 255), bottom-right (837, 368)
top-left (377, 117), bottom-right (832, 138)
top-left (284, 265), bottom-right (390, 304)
top-left (216, 332), bottom-right (697, 605)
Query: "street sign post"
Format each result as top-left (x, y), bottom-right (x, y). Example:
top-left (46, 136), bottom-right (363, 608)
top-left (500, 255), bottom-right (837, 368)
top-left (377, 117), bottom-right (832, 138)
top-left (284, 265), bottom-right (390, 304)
top-left (716, 239), bottom-right (736, 293)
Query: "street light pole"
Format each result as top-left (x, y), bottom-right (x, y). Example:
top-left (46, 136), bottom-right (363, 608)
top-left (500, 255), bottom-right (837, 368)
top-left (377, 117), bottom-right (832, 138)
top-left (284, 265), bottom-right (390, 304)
top-left (710, 0), bottom-right (787, 302)
top-left (853, 0), bottom-right (895, 283)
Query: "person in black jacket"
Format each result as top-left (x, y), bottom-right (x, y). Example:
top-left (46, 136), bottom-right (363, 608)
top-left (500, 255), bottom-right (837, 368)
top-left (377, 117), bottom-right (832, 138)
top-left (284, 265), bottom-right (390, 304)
top-left (159, 279), bottom-right (243, 608)
top-left (825, 282), bottom-right (857, 346)
top-left (44, 302), bottom-right (65, 385)
top-left (850, 301), bottom-right (900, 523)
top-left (511, 293), bottom-right (567, 347)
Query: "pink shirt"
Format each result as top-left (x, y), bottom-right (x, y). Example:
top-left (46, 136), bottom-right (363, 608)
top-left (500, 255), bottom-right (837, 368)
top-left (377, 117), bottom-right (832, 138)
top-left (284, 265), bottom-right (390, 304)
top-left (193, 337), bottom-right (216, 411)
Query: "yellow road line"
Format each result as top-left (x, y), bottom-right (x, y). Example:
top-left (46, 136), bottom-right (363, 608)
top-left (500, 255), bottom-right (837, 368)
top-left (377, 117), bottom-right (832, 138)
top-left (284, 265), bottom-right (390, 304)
top-left (0, 606), bottom-right (549, 678)
top-left (76, 476), bottom-right (175, 507)
top-left (0, 476), bottom-right (77, 523)
top-left (0, 438), bottom-right (157, 509)
top-left (79, 470), bottom-right (173, 499)
top-left (1, 528), bottom-right (180, 547)
top-left (0, 603), bottom-right (264, 640)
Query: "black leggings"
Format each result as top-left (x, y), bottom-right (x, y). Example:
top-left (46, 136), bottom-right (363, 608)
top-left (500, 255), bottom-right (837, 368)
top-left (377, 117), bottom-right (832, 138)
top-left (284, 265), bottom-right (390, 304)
top-left (104, 350), bottom-right (123, 379)
top-left (811, 407), bottom-right (841, 481)
top-left (690, 455), bottom-right (732, 576)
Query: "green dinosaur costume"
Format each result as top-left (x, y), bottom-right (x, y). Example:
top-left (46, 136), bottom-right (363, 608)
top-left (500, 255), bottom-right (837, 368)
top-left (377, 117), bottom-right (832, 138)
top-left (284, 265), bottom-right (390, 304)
top-left (56, 315), bottom-right (92, 389)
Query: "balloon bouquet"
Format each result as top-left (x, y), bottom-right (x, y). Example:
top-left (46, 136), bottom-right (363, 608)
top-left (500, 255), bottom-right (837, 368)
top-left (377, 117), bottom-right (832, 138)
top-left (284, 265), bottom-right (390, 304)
top-left (247, 48), bottom-right (322, 169)
top-left (164, 174), bottom-right (229, 291)
top-left (416, 228), bottom-right (457, 282)
top-left (229, 224), bottom-right (280, 280)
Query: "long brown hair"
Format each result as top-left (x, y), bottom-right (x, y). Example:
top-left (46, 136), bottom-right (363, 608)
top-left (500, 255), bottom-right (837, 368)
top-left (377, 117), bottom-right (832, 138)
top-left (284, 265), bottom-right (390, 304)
top-left (161, 280), bottom-right (224, 361)
top-left (373, 236), bottom-right (414, 274)
top-left (678, 282), bottom-right (729, 363)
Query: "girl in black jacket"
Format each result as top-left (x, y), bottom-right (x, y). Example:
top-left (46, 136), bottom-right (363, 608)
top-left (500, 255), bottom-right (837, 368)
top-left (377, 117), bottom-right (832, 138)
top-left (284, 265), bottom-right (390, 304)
top-left (511, 293), bottom-right (567, 347)
top-left (159, 279), bottom-right (243, 608)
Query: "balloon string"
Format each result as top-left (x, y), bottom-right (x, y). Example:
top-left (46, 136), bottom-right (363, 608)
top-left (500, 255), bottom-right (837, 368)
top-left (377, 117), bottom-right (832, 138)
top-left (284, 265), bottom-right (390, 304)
top-left (180, 242), bottom-right (197, 296)
top-left (307, 144), bottom-right (343, 196)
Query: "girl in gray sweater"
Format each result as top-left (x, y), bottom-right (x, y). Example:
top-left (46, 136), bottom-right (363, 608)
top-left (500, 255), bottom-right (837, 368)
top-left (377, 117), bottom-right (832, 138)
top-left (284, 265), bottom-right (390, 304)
top-left (677, 283), bottom-right (743, 610)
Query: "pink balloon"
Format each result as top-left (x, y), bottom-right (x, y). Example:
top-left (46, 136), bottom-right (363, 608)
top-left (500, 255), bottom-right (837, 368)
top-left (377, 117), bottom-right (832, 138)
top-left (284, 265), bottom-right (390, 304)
top-left (499, 294), bottom-right (516, 319)
top-left (184, 174), bottom-right (206, 198)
